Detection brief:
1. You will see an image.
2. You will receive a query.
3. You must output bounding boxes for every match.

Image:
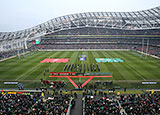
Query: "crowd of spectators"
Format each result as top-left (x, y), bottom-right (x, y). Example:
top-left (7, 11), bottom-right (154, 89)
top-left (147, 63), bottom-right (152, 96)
top-left (0, 92), bottom-right (41, 114)
top-left (0, 49), bottom-right (24, 60)
top-left (41, 79), bottom-right (67, 89)
top-left (0, 91), bottom-right (73, 115)
top-left (31, 93), bottom-right (71, 114)
top-left (84, 95), bottom-right (120, 115)
top-left (1, 27), bottom-right (160, 59)
top-left (39, 44), bottom-right (132, 50)
top-left (119, 93), bottom-right (160, 114)
top-left (83, 81), bottom-right (113, 89)
top-left (0, 46), bottom-right (37, 60)
top-left (47, 27), bottom-right (160, 36)
top-left (136, 46), bottom-right (160, 57)
top-left (38, 36), bottom-right (160, 57)
top-left (1, 89), bottom-right (160, 115)
top-left (38, 43), bottom-right (160, 57)
top-left (40, 37), bottom-right (160, 46)
top-left (83, 91), bottom-right (160, 115)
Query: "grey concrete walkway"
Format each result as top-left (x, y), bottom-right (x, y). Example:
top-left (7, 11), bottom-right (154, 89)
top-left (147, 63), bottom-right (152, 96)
top-left (71, 95), bottom-right (83, 115)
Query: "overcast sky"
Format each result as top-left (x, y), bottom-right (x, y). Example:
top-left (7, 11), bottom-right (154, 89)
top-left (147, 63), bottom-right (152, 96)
top-left (0, 0), bottom-right (160, 32)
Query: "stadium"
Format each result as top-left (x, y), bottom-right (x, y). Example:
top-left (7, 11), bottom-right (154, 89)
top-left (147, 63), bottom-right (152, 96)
top-left (0, 4), bottom-right (160, 115)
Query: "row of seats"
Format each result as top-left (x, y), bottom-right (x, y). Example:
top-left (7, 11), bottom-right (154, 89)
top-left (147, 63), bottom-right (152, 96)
top-left (83, 92), bottom-right (160, 115)
top-left (119, 93), bottom-right (160, 114)
top-left (1, 91), bottom-right (160, 115)
top-left (0, 92), bottom-right (72, 115)
top-left (47, 27), bottom-right (160, 36)
top-left (40, 38), bottom-right (160, 46)
top-left (83, 96), bottom-right (120, 115)
top-left (0, 46), bottom-right (36, 60)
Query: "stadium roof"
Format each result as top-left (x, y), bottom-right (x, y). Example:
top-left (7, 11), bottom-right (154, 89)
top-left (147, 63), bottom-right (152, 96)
top-left (0, 6), bottom-right (160, 42)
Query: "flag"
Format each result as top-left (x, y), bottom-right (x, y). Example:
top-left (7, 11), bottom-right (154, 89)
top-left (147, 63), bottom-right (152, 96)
top-left (117, 92), bottom-right (120, 96)
top-left (41, 92), bottom-right (44, 97)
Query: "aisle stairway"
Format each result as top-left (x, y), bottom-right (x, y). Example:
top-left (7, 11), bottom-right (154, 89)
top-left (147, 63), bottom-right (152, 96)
top-left (71, 95), bottom-right (83, 115)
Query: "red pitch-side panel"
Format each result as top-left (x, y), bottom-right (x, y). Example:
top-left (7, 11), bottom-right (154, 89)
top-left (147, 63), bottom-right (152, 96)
top-left (67, 77), bottom-right (78, 88)
top-left (40, 58), bottom-right (70, 63)
top-left (55, 58), bottom-right (70, 63)
top-left (49, 76), bottom-right (112, 78)
top-left (81, 77), bottom-right (93, 88)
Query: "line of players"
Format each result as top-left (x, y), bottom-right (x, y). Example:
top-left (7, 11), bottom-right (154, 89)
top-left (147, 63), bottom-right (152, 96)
top-left (63, 63), bottom-right (100, 72)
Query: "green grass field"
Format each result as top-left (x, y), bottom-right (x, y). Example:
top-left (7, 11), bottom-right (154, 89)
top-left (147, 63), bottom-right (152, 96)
top-left (0, 50), bottom-right (160, 89)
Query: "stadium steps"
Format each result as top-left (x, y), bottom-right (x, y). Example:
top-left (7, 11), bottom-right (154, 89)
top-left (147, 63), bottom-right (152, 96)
top-left (71, 95), bottom-right (83, 115)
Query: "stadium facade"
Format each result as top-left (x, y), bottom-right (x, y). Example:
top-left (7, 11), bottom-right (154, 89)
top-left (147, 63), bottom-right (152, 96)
top-left (0, 6), bottom-right (160, 53)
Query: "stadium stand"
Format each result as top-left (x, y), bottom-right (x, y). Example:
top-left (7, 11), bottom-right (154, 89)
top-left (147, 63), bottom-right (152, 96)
top-left (119, 93), bottom-right (160, 114)
top-left (0, 6), bottom-right (160, 58)
top-left (0, 92), bottom-right (41, 114)
top-left (46, 27), bottom-right (160, 36)
top-left (1, 6), bottom-right (160, 52)
top-left (0, 45), bottom-right (36, 61)
top-left (0, 92), bottom-right (73, 115)
top-left (83, 96), bottom-right (120, 115)
top-left (38, 33), bottom-right (160, 57)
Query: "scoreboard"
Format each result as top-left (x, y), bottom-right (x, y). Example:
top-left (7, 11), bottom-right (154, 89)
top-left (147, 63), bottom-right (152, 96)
top-left (28, 39), bottom-right (40, 45)
top-left (35, 40), bottom-right (40, 44)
